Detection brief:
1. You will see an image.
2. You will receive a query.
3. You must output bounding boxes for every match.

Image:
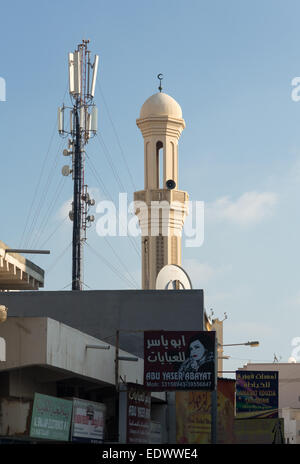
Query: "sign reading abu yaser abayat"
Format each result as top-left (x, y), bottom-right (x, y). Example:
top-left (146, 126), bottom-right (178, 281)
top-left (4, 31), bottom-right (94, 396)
top-left (236, 370), bottom-right (278, 419)
top-left (144, 331), bottom-right (216, 391)
top-left (30, 393), bottom-right (73, 441)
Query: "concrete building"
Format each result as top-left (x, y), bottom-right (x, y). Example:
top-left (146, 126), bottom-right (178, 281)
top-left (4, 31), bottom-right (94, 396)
top-left (281, 408), bottom-right (300, 444)
top-left (0, 316), bottom-right (166, 442)
top-left (239, 362), bottom-right (300, 443)
top-left (0, 240), bottom-right (44, 291)
top-left (0, 289), bottom-right (208, 442)
top-left (0, 241), bottom-right (45, 362)
top-left (0, 289), bottom-right (205, 357)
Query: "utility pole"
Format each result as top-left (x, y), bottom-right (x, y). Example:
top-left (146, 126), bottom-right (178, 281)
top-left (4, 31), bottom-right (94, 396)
top-left (58, 40), bottom-right (98, 290)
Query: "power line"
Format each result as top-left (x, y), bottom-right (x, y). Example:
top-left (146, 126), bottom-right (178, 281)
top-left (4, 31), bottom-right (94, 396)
top-left (23, 138), bottom-right (64, 249)
top-left (39, 215), bottom-right (69, 249)
top-left (86, 242), bottom-right (137, 289)
top-left (228, 356), bottom-right (274, 362)
top-left (46, 242), bottom-right (72, 276)
top-left (97, 82), bottom-right (137, 192)
top-left (96, 133), bottom-right (126, 192)
top-left (59, 279), bottom-right (93, 291)
top-left (19, 122), bottom-right (60, 248)
top-left (86, 153), bottom-right (114, 202)
top-left (20, 83), bottom-right (68, 248)
top-left (103, 236), bottom-right (139, 288)
top-left (30, 176), bottom-right (66, 249)
top-left (85, 150), bottom-right (141, 258)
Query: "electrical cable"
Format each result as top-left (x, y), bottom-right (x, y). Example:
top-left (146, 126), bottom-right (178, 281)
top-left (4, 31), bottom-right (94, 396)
top-left (103, 236), bottom-right (139, 288)
top-left (19, 121), bottom-right (59, 248)
top-left (96, 133), bottom-right (126, 192)
top-left (86, 154), bottom-right (114, 202)
top-left (86, 242), bottom-right (137, 289)
top-left (23, 138), bottom-right (64, 249)
top-left (39, 215), bottom-right (69, 249)
top-left (85, 150), bottom-right (141, 258)
top-left (97, 82), bottom-right (137, 192)
top-left (46, 242), bottom-right (72, 276)
top-left (59, 280), bottom-right (92, 291)
top-left (31, 176), bottom-right (66, 249)
top-left (20, 82), bottom-right (68, 248)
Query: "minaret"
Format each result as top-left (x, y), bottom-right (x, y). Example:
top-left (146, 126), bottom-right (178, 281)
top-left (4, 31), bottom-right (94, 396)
top-left (134, 89), bottom-right (189, 289)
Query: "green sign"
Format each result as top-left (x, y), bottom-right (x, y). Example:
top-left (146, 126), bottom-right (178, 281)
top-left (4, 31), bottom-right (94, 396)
top-left (30, 393), bottom-right (73, 441)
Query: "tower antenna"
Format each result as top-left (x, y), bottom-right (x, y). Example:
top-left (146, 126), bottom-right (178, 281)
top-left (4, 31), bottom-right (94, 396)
top-left (157, 73), bottom-right (163, 92)
top-left (58, 40), bottom-right (99, 290)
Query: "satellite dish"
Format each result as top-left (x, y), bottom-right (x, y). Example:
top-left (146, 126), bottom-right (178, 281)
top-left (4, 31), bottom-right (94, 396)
top-left (288, 357), bottom-right (297, 363)
top-left (62, 165), bottom-right (71, 176)
top-left (156, 264), bottom-right (192, 290)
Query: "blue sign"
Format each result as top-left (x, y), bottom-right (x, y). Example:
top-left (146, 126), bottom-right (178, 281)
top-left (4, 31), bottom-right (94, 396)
top-left (236, 370), bottom-right (278, 419)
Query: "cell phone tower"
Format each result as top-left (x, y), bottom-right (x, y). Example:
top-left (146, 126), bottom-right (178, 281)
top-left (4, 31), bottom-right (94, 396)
top-left (58, 39), bottom-right (99, 290)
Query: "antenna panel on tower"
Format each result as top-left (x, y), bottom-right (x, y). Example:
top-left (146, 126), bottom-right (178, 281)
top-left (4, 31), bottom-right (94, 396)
top-left (90, 106), bottom-right (98, 132)
top-left (70, 109), bottom-right (73, 134)
top-left (80, 106), bottom-right (85, 130)
top-left (58, 107), bottom-right (64, 133)
top-left (68, 53), bottom-right (75, 94)
top-left (90, 55), bottom-right (99, 97)
top-left (74, 51), bottom-right (81, 95)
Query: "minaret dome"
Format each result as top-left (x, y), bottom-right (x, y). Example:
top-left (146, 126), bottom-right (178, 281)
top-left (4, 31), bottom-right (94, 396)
top-left (140, 92), bottom-right (183, 119)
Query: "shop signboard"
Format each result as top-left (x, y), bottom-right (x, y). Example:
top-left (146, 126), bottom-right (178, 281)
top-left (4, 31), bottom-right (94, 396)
top-left (234, 418), bottom-right (284, 444)
top-left (127, 383), bottom-right (151, 444)
top-left (176, 378), bottom-right (235, 444)
top-left (144, 331), bottom-right (216, 391)
top-left (236, 370), bottom-right (278, 419)
top-left (71, 398), bottom-right (106, 443)
top-left (30, 393), bottom-right (73, 441)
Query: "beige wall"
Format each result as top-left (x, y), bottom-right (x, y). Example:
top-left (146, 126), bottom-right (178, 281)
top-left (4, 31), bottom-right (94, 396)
top-left (0, 398), bottom-right (32, 436)
top-left (240, 363), bottom-right (300, 409)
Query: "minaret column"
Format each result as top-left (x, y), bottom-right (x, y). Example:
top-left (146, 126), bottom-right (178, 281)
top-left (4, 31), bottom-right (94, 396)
top-left (134, 92), bottom-right (189, 289)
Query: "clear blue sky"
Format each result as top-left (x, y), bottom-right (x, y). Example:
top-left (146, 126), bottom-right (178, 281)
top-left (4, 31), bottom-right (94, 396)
top-left (1, 0), bottom-right (300, 372)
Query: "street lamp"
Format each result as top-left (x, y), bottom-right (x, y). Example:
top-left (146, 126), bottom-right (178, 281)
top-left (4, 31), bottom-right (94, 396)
top-left (218, 340), bottom-right (259, 349)
top-left (217, 340), bottom-right (260, 374)
top-left (212, 339), bottom-right (260, 444)
top-left (217, 340), bottom-right (259, 366)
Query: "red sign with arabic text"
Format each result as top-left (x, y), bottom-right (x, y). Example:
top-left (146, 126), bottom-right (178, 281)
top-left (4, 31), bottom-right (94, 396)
top-left (126, 383), bottom-right (151, 444)
top-left (144, 331), bottom-right (216, 391)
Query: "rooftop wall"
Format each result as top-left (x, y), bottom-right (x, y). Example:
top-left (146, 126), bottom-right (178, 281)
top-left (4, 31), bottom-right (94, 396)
top-left (0, 289), bottom-right (204, 357)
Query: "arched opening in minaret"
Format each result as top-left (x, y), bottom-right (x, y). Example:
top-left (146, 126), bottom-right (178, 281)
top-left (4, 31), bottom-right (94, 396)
top-left (156, 141), bottom-right (163, 188)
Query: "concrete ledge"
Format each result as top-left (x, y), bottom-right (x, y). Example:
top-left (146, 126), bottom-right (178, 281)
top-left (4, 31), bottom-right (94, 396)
top-left (0, 317), bottom-right (165, 401)
top-left (0, 241), bottom-right (44, 290)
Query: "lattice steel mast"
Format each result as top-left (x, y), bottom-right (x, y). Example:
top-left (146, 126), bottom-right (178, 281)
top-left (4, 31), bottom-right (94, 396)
top-left (58, 40), bottom-right (99, 290)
